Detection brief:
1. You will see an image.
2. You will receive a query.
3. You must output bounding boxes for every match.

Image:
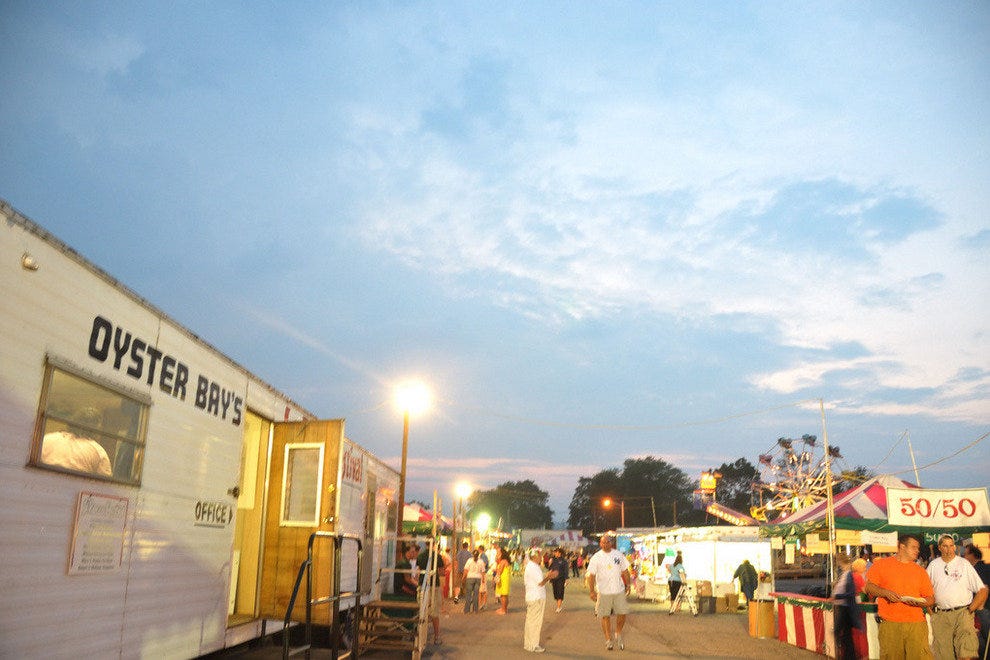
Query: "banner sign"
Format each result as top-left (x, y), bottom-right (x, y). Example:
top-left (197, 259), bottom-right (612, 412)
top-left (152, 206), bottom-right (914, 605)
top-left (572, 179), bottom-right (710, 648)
top-left (835, 529), bottom-right (862, 545)
top-left (861, 530), bottom-right (897, 548)
top-left (886, 487), bottom-right (990, 528)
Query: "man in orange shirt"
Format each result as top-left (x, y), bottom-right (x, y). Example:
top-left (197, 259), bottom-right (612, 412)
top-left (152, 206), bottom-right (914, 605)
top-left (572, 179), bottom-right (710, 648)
top-left (864, 534), bottom-right (935, 660)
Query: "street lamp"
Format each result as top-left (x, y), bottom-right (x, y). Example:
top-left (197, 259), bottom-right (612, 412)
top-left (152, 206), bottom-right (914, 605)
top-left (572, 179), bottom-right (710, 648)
top-left (602, 496), bottom-right (658, 528)
top-left (451, 481), bottom-right (473, 598)
top-left (394, 380), bottom-right (431, 537)
top-left (454, 481), bottom-right (474, 541)
top-left (602, 497), bottom-right (624, 528)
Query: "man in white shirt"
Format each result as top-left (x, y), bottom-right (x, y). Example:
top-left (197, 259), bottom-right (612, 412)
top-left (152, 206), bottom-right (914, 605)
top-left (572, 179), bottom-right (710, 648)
top-left (926, 535), bottom-right (988, 660)
top-left (586, 534), bottom-right (632, 651)
top-left (523, 547), bottom-right (555, 653)
top-left (41, 430), bottom-right (112, 477)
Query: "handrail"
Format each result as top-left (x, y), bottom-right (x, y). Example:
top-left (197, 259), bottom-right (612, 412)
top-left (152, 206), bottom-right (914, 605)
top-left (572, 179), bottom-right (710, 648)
top-left (387, 534), bottom-right (439, 654)
top-left (282, 531), bottom-right (364, 660)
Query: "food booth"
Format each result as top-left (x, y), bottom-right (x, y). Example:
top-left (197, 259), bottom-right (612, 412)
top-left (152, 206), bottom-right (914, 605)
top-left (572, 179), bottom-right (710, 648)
top-left (762, 476), bottom-right (990, 658)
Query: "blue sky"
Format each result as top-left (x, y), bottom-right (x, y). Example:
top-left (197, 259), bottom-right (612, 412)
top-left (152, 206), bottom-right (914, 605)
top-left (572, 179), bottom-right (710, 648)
top-left (2, 2), bottom-right (987, 524)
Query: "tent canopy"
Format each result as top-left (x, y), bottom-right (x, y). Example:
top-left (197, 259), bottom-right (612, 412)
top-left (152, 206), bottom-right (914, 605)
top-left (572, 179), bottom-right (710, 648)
top-left (761, 475), bottom-right (918, 537)
top-left (762, 475), bottom-right (990, 539)
top-left (402, 502), bottom-right (452, 534)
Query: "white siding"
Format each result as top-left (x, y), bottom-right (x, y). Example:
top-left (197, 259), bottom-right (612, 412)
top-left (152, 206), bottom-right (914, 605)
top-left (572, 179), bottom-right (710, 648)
top-left (335, 441), bottom-right (399, 606)
top-left (1, 203), bottom-right (315, 658)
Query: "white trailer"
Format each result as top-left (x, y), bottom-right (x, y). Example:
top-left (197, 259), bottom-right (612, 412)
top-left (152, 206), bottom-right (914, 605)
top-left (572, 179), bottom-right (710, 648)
top-left (0, 199), bottom-right (400, 658)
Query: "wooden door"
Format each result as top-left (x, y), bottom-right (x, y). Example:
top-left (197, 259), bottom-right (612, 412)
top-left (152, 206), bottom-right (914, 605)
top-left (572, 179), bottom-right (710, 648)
top-left (258, 420), bottom-right (343, 621)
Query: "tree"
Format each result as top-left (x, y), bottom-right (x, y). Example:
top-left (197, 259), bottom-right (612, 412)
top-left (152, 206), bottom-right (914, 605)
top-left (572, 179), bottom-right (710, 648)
top-left (567, 468), bottom-right (622, 534)
top-left (834, 465), bottom-right (874, 494)
top-left (713, 457), bottom-right (760, 513)
top-left (566, 457), bottom-right (694, 535)
top-left (467, 480), bottom-right (553, 530)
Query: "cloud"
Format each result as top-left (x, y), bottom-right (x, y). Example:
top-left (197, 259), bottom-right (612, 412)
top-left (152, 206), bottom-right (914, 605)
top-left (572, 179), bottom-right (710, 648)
top-left (961, 228), bottom-right (990, 251)
top-left (66, 33), bottom-right (145, 78)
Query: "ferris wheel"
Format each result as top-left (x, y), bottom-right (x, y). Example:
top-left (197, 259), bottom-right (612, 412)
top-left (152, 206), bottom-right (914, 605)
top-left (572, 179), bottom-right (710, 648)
top-left (749, 434), bottom-right (847, 522)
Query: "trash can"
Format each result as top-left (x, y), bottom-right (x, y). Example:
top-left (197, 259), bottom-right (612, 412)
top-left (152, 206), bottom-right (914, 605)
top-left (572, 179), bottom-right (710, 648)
top-left (698, 596), bottom-right (716, 614)
top-left (748, 599), bottom-right (775, 638)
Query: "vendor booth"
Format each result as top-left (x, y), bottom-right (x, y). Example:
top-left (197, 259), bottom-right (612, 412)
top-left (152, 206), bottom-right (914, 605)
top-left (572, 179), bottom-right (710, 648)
top-left (632, 526), bottom-right (772, 610)
top-left (763, 477), bottom-right (990, 659)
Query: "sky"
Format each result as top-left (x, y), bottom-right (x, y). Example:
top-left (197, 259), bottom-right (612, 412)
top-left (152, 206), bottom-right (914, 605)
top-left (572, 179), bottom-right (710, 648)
top-left (1, 2), bottom-right (988, 525)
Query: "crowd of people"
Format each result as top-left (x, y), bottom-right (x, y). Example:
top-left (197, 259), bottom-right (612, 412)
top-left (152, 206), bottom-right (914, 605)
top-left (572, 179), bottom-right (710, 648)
top-left (395, 532), bottom-right (990, 657)
top-left (393, 535), bottom-right (625, 653)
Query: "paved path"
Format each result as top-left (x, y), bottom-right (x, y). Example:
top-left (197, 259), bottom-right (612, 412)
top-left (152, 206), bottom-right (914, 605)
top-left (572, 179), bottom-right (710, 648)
top-left (218, 574), bottom-right (820, 659)
top-left (391, 574), bottom-right (818, 659)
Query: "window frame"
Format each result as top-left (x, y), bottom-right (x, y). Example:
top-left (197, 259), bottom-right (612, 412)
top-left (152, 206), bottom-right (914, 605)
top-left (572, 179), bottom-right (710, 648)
top-left (31, 356), bottom-right (151, 486)
top-left (279, 442), bottom-right (325, 527)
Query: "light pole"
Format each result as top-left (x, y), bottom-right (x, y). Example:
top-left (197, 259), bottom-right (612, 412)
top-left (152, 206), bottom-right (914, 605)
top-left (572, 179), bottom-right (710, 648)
top-left (603, 496), bottom-right (658, 528)
top-left (394, 381), bottom-right (431, 537)
top-left (602, 497), bottom-right (625, 528)
top-left (396, 409), bottom-right (410, 538)
top-left (451, 482), bottom-right (473, 597)
top-left (455, 482), bottom-right (473, 539)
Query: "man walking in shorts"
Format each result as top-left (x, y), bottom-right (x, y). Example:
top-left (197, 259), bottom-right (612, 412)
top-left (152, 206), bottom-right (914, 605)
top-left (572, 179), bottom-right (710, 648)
top-left (587, 534), bottom-right (631, 651)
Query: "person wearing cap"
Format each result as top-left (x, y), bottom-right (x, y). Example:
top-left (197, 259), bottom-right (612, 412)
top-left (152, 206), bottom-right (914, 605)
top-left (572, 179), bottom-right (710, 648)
top-left (522, 547), bottom-right (555, 653)
top-left (926, 535), bottom-right (987, 660)
top-left (586, 534), bottom-right (631, 651)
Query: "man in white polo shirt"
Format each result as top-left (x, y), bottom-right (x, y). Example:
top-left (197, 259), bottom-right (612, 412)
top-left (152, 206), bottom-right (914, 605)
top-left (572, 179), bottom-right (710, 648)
top-left (926, 535), bottom-right (988, 660)
top-left (523, 547), bottom-right (556, 653)
top-left (587, 534), bottom-right (631, 651)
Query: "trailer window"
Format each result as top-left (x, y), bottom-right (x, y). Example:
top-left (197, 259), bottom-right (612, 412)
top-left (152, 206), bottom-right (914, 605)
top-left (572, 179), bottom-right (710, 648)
top-left (280, 443), bottom-right (324, 526)
top-left (32, 364), bottom-right (148, 485)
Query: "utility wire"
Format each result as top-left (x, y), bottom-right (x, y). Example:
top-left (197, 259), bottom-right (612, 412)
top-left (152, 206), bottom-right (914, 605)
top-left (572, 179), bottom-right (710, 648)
top-left (873, 429), bottom-right (908, 470)
top-left (439, 397), bottom-right (819, 432)
top-left (881, 430), bottom-right (989, 478)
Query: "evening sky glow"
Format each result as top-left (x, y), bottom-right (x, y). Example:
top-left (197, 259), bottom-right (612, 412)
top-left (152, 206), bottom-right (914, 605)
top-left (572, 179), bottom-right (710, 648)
top-left (1, 2), bottom-right (987, 523)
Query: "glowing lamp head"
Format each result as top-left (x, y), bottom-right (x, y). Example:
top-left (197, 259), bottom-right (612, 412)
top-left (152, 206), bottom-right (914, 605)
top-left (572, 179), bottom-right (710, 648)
top-left (476, 512), bottom-right (492, 532)
top-left (394, 380), bottom-right (431, 416)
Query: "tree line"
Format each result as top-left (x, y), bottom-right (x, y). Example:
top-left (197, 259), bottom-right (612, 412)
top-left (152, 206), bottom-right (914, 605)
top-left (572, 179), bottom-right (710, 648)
top-left (465, 455), bottom-right (872, 536)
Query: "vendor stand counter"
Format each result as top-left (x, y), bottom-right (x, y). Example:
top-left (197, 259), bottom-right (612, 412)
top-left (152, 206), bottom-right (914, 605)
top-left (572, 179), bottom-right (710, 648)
top-left (771, 592), bottom-right (877, 659)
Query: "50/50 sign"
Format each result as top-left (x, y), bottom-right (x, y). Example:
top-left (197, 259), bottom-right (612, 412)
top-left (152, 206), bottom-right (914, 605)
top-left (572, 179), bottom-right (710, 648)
top-left (899, 497), bottom-right (978, 518)
top-left (887, 487), bottom-right (990, 527)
